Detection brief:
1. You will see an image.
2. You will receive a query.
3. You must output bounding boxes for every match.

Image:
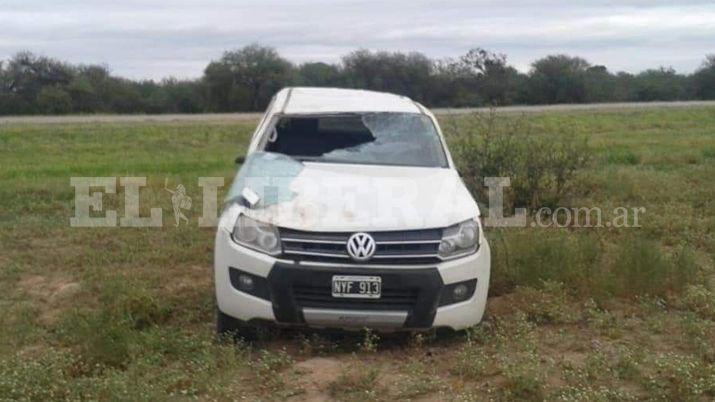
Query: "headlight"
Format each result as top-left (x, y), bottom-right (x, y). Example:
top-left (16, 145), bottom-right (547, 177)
top-left (438, 219), bottom-right (480, 259)
top-left (231, 214), bottom-right (282, 255)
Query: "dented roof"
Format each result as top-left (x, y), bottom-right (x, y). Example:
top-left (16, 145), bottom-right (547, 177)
top-left (275, 87), bottom-right (423, 115)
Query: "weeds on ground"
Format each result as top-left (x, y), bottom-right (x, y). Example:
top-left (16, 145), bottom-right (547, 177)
top-left (250, 348), bottom-right (294, 394)
top-left (499, 349), bottom-right (546, 401)
top-left (491, 230), bottom-right (603, 297)
top-left (453, 347), bottom-right (490, 381)
top-left (327, 365), bottom-right (381, 401)
top-left (359, 328), bottom-right (379, 353)
top-left (605, 148), bottom-right (640, 165)
top-left (553, 385), bottom-right (636, 401)
top-left (561, 349), bottom-right (610, 386)
top-left (298, 332), bottom-right (340, 356)
top-left (679, 313), bottom-right (715, 361)
top-left (393, 358), bottom-right (445, 399)
top-left (511, 281), bottom-right (581, 324)
top-left (643, 353), bottom-right (715, 400)
top-left (57, 276), bottom-right (172, 368)
top-left (0, 334), bottom-right (251, 400)
top-left (612, 346), bottom-right (645, 381)
top-left (0, 349), bottom-right (77, 401)
top-left (491, 230), bottom-right (701, 301)
top-left (582, 299), bottom-right (622, 338)
top-left (678, 284), bottom-right (715, 320)
top-left (613, 238), bottom-right (699, 297)
top-left (2, 109), bottom-right (715, 399)
top-left (550, 349), bottom-right (636, 401)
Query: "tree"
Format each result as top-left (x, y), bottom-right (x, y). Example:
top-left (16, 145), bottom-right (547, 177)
top-left (611, 72), bottom-right (636, 101)
top-left (72, 65), bottom-right (114, 112)
top-left (37, 86), bottom-right (73, 114)
top-left (204, 44), bottom-right (292, 111)
top-left (527, 55), bottom-right (591, 104)
top-left (0, 46), bottom-right (712, 115)
top-left (3, 52), bottom-right (75, 108)
top-left (202, 61), bottom-right (234, 111)
top-left (342, 50), bottom-right (433, 102)
top-left (295, 62), bottom-right (342, 87)
top-left (100, 77), bottom-right (145, 113)
top-left (0, 61), bottom-right (8, 93)
top-left (583, 65), bottom-right (617, 102)
top-left (66, 77), bottom-right (99, 112)
top-left (693, 55), bottom-right (715, 100)
top-left (0, 61), bottom-right (30, 114)
top-left (162, 78), bottom-right (205, 113)
top-left (631, 67), bottom-right (687, 101)
top-left (436, 48), bottom-right (523, 106)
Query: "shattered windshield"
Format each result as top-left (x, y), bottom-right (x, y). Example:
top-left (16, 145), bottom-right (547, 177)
top-left (264, 113), bottom-right (448, 168)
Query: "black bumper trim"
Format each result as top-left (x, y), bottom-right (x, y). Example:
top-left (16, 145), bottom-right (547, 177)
top-left (267, 262), bottom-right (443, 328)
top-left (228, 267), bottom-right (271, 301)
top-left (438, 279), bottom-right (478, 306)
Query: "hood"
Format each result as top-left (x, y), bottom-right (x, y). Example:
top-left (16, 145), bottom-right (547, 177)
top-left (240, 162), bottom-right (478, 232)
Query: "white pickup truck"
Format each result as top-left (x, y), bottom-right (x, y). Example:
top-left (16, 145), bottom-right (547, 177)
top-left (214, 87), bottom-right (490, 337)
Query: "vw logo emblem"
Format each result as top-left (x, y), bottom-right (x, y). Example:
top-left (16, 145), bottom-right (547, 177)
top-left (346, 232), bottom-right (376, 261)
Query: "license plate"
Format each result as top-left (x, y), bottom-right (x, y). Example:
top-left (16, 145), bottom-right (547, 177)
top-left (332, 275), bottom-right (381, 299)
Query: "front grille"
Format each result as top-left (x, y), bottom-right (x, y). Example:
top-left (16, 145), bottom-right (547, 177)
top-left (292, 284), bottom-right (420, 310)
top-left (279, 227), bottom-right (442, 265)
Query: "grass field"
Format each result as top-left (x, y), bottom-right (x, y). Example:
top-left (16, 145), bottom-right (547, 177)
top-left (1, 107), bottom-right (714, 400)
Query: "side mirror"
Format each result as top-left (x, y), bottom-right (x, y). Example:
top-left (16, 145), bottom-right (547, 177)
top-left (234, 155), bottom-right (246, 164)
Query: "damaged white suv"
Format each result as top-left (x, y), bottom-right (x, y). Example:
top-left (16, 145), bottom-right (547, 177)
top-left (215, 87), bottom-right (490, 336)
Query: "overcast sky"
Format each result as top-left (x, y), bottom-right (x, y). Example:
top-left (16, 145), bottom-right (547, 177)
top-left (1, 0), bottom-right (714, 80)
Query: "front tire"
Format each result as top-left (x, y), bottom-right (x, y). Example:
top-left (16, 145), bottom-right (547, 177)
top-left (216, 308), bottom-right (260, 342)
top-left (216, 308), bottom-right (240, 335)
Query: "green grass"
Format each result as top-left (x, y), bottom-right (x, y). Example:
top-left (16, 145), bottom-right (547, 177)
top-left (1, 107), bottom-right (715, 400)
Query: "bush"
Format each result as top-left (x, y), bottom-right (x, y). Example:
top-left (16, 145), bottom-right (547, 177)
top-left (679, 285), bottom-right (715, 320)
top-left (490, 230), bottom-right (700, 299)
top-left (490, 230), bottom-right (602, 297)
top-left (612, 239), bottom-right (699, 297)
top-left (59, 277), bottom-right (172, 368)
top-left (605, 148), bottom-right (640, 165)
top-left (612, 237), bottom-right (670, 296)
top-left (66, 309), bottom-right (135, 368)
top-left (98, 279), bottom-right (171, 330)
top-left (445, 110), bottom-right (590, 211)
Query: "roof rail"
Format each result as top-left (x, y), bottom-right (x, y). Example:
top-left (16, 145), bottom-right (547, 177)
top-left (280, 88), bottom-right (294, 113)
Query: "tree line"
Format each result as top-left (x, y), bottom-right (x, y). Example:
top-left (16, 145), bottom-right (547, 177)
top-left (1, 44), bottom-right (714, 115)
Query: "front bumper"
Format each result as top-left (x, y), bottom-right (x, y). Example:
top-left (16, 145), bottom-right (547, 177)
top-left (214, 228), bottom-right (490, 331)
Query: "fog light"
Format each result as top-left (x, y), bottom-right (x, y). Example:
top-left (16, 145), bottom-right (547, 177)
top-left (237, 274), bottom-right (254, 291)
top-left (453, 283), bottom-right (469, 300)
top-left (439, 279), bottom-right (477, 306)
top-left (229, 268), bottom-right (270, 300)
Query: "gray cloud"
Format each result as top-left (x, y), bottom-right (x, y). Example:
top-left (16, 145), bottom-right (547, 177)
top-left (1, 0), bottom-right (713, 79)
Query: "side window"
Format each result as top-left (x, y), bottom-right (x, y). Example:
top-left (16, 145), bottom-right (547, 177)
top-left (255, 118), bottom-right (279, 152)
